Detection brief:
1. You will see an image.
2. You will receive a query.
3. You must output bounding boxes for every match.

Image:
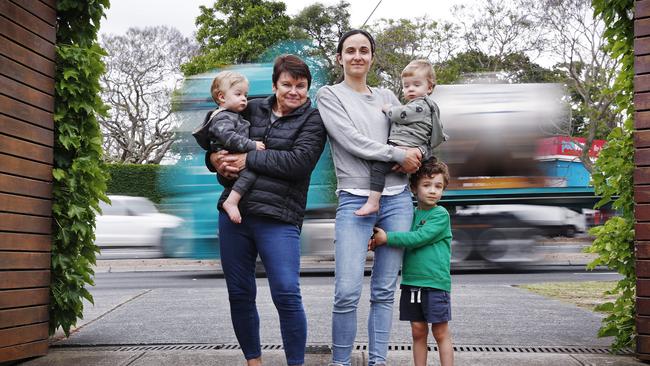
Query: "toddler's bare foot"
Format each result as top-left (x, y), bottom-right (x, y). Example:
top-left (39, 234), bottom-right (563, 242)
top-left (355, 201), bottom-right (380, 216)
top-left (223, 200), bottom-right (242, 224)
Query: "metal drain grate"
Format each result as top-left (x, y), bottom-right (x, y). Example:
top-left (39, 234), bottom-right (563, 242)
top-left (55, 343), bottom-right (631, 355)
top-left (116, 344), bottom-right (223, 352)
top-left (385, 344), bottom-right (634, 355)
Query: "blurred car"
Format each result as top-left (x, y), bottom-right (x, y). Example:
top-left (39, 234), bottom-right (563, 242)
top-left (456, 204), bottom-right (586, 237)
top-left (95, 195), bottom-right (183, 248)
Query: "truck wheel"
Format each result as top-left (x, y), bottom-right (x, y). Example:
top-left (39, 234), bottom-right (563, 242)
top-left (451, 229), bottom-right (473, 263)
top-left (477, 229), bottom-right (510, 262)
top-left (160, 228), bottom-right (179, 258)
top-left (564, 226), bottom-right (576, 238)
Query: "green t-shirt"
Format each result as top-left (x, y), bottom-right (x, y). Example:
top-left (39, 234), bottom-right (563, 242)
top-left (386, 205), bottom-right (452, 291)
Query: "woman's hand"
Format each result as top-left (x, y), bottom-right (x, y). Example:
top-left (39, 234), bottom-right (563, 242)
top-left (392, 147), bottom-right (422, 174)
top-left (209, 151), bottom-right (247, 179)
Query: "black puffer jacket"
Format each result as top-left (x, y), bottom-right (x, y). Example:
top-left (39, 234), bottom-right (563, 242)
top-left (207, 95), bottom-right (327, 226)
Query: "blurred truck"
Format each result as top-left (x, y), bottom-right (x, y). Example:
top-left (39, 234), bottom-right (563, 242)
top-left (160, 64), bottom-right (604, 267)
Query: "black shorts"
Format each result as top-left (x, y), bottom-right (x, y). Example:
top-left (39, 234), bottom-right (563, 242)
top-left (399, 285), bottom-right (451, 324)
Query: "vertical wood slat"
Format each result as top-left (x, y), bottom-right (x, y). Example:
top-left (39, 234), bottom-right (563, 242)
top-left (0, 1), bottom-right (54, 362)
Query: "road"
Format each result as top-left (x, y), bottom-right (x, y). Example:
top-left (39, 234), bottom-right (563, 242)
top-left (91, 268), bottom-right (621, 290)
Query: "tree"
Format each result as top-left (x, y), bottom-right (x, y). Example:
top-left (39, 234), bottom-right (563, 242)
top-left (452, 0), bottom-right (547, 64)
top-left (182, 0), bottom-right (290, 75)
top-left (528, 0), bottom-right (621, 173)
top-left (290, 1), bottom-right (351, 83)
top-left (99, 26), bottom-right (197, 164)
top-left (368, 17), bottom-right (460, 96)
top-left (435, 50), bottom-right (563, 85)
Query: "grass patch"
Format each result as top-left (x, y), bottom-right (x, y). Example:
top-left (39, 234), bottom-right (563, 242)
top-left (518, 281), bottom-right (618, 312)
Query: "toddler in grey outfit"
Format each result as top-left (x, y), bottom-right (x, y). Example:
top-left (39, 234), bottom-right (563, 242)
top-left (356, 59), bottom-right (447, 216)
top-left (201, 71), bottom-right (265, 223)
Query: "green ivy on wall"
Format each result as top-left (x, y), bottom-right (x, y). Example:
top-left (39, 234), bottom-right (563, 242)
top-left (52, 0), bottom-right (110, 336)
top-left (586, 0), bottom-right (635, 351)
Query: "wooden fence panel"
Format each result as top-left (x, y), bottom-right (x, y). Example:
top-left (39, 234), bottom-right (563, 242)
top-left (637, 0), bottom-right (650, 360)
top-left (0, 0), bottom-right (56, 362)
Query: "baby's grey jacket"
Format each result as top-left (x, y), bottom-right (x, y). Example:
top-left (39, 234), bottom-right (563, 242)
top-left (386, 95), bottom-right (447, 157)
top-left (208, 109), bottom-right (258, 152)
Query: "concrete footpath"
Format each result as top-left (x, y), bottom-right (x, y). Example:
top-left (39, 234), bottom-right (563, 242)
top-left (16, 251), bottom-right (648, 366)
top-left (17, 347), bottom-right (646, 366)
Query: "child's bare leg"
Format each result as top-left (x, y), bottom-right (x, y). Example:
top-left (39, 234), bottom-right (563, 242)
top-left (355, 190), bottom-right (381, 216)
top-left (222, 191), bottom-right (243, 224)
top-left (432, 322), bottom-right (453, 366)
top-left (411, 321), bottom-right (429, 366)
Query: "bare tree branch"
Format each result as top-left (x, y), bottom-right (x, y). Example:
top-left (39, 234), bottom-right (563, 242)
top-left (99, 26), bottom-right (198, 164)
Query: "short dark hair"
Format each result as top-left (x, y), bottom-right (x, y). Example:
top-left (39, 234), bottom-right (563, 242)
top-left (272, 54), bottom-right (312, 89)
top-left (336, 29), bottom-right (376, 56)
top-left (409, 157), bottom-right (450, 189)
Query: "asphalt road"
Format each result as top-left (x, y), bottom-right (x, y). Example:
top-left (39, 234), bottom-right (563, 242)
top-left (91, 268), bottom-right (621, 290)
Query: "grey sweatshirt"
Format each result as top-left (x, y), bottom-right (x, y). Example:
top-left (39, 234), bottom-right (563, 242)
top-left (316, 82), bottom-right (409, 190)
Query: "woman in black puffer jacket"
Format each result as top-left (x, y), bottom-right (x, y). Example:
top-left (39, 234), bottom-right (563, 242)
top-left (207, 54), bottom-right (326, 366)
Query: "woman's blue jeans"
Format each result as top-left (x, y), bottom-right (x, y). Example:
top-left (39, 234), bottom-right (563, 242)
top-left (219, 213), bottom-right (307, 366)
top-left (331, 189), bottom-right (413, 366)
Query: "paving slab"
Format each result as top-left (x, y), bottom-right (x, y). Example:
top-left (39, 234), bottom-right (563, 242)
top-left (19, 348), bottom-right (644, 366)
top-left (53, 283), bottom-right (610, 347)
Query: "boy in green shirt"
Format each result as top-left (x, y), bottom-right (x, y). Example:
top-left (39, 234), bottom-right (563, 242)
top-left (369, 157), bottom-right (453, 366)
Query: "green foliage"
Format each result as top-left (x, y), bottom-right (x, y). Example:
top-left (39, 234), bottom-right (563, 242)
top-left (436, 50), bottom-right (563, 85)
top-left (106, 164), bottom-right (166, 203)
top-left (585, 0), bottom-right (635, 352)
top-left (182, 0), bottom-right (291, 75)
top-left (290, 1), bottom-right (351, 84)
top-left (52, 0), bottom-right (110, 336)
top-left (367, 17), bottom-right (460, 95)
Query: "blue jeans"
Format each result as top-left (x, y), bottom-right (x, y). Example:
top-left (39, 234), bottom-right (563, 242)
top-left (331, 189), bottom-right (414, 366)
top-left (219, 213), bottom-right (307, 366)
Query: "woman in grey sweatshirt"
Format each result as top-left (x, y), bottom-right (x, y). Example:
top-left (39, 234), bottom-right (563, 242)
top-left (316, 29), bottom-right (422, 366)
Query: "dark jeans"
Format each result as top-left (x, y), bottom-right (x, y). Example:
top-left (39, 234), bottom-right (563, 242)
top-left (219, 213), bottom-right (307, 365)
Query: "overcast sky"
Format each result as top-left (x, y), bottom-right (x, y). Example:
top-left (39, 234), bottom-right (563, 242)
top-left (99, 0), bottom-right (467, 38)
